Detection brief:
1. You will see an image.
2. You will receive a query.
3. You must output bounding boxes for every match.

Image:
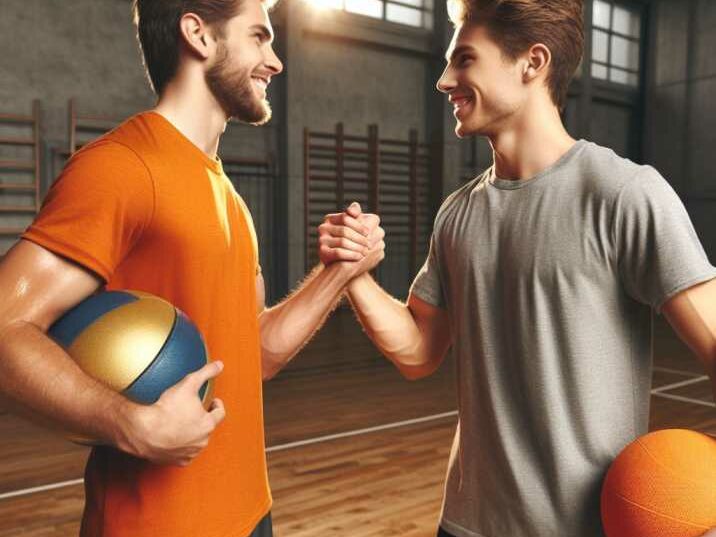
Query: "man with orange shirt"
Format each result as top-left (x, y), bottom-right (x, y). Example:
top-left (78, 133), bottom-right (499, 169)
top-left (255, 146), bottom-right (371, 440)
top-left (0, 0), bottom-right (383, 536)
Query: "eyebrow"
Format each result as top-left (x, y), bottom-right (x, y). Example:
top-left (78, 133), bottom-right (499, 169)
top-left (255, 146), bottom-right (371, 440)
top-left (249, 24), bottom-right (273, 43)
top-left (446, 45), bottom-right (476, 62)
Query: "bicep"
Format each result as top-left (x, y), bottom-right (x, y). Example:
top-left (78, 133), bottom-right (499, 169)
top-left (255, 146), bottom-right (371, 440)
top-left (407, 292), bottom-right (452, 371)
top-left (662, 278), bottom-right (716, 368)
top-left (0, 240), bottom-right (102, 331)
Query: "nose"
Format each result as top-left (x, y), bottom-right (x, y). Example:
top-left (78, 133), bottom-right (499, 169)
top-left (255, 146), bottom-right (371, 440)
top-left (436, 64), bottom-right (456, 94)
top-left (265, 45), bottom-right (283, 75)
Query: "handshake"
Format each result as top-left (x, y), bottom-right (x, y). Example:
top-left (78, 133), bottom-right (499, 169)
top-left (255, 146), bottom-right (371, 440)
top-left (317, 201), bottom-right (386, 279)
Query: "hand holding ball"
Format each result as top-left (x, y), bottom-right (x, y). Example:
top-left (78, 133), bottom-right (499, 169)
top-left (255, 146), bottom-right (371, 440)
top-left (48, 290), bottom-right (215, 443)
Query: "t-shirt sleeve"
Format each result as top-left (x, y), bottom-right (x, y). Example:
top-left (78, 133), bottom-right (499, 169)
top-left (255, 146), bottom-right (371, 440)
top-left (409, 232), bottom-right (447, 308)
top-left (22, 140), bottom-right (154, 282)
top-left (615, 165), bottom-right (716, 312)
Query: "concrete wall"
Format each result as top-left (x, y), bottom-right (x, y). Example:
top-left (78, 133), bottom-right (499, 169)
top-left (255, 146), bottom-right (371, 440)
top-left (277, 3), bottom-right (438, 290)
top-left (644, 0), bottom-right (716, 261)
top-left (0, 0), bottom-right (441, 291)
top-left (0, 0), bottom-right (275, 157)
top-left (300, 36), bottom-right (428, 139)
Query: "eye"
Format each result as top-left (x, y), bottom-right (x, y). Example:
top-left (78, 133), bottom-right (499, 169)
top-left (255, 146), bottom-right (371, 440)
top-left (253, 33), bottom-right (264, 43)
top-left (457, 55), bottom-right (474, 67)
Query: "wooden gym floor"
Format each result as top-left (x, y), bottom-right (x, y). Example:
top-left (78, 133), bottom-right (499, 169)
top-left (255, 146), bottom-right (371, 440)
top-left (0, 308), bottom-right (714, 537)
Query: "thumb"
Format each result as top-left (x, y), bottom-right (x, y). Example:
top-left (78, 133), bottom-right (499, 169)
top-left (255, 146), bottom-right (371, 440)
top-left (181, 360), bottom-right (224, 393)
top-left (346, 202), bottom-right (362, 217)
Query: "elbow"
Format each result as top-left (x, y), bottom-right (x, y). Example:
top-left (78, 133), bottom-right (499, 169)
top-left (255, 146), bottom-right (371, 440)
top-left (400, 367), bottom-right (432, 381)
top-left (391, 352), bottom-right (441, 381)
top-left (262, 369), bottom-right (276, 382)
top-left (261, 356), bottom-right (280, 381)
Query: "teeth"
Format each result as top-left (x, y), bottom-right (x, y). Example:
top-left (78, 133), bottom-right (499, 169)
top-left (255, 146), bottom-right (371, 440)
top-left (252, 78), bottom-right (268, 90)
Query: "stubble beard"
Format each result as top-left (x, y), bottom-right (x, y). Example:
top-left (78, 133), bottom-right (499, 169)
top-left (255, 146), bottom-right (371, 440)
top-left (206, 43), bottom-right (272, 126)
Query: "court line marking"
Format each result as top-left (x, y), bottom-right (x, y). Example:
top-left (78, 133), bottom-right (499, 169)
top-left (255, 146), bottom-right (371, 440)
top-left (0, 478), bottom-right (84, 501)
top-left (651, 375), bottom-right (709, 393)
top-left (0, 411), bottom-right (459, 502)
top-left (1, 366), bottom-right (713, 502)
top-left (651, 392), bottom-right (716, 408)
top-left (265, 411), bottom-right (458, 453)
top-left (652, 366), bottom-right (706, 378)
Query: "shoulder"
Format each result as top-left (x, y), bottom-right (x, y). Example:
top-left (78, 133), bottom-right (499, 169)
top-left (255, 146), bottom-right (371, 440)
top-left (71, 112), bottom-right (161, 169)
top-left (434, 172), bottom-right (486, 231)
top-left (51, 139), bottom-right (154, 205)
top-left (570, 141), bottom-right (673, 205)
top-left (575, 141), bottom-right (643, 189)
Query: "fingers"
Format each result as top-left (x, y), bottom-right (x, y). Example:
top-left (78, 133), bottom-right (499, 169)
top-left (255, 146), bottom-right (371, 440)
top-left (359, 213), bottom-right (380, 232)
top-left (182, 360), bottom-right (224, 392)
top-left (319, 245), bottom-right (364, 262)
top-left (324, 212), bottom-right (369, 236)
top-left (319, 222), bottom-right (370, 248)
top-left (366, 225), bottom-right (385, 247)
top-left (207, 398), bottom-right (226, 426)
top-left (319, 235), bottom-right (368, 254)
top-left (346, 202), bottom-right (362, 218)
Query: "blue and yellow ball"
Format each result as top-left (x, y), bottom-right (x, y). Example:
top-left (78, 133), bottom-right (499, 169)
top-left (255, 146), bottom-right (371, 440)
top-left (49, 290), bottom-right (212, 410)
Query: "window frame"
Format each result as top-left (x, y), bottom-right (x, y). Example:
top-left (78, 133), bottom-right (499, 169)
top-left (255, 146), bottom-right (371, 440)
top-left (589, 0), bottom-right (647, 89)
top-left (312, 0), bottom-right (434, 31)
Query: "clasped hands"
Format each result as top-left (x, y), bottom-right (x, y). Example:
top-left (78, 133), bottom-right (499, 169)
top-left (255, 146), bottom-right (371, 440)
top-left (318, 202), bottom-right (385, 278)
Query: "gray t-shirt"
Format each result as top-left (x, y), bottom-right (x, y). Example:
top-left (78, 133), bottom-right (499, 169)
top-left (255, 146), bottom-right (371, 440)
top-left (411, 140), bottom-right (716, 537)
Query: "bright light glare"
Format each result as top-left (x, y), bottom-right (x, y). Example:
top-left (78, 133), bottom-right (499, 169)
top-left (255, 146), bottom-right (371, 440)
top-left (306, 0), bottom-right (343, 10)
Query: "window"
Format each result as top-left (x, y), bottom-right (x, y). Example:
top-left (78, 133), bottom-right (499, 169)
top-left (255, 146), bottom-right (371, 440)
top-left (306, 0), bottom-right (433, 30)
top-left (590, 0), bottom-right (643, 87)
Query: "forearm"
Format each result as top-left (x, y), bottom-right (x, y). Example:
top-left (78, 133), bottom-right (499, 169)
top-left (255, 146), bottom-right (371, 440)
top-left (259, 264), bottom-right (351, 379)
top-left (0, 320), bottom-right (137, 447)
top-left (346, 273), bottom-right (429, 368)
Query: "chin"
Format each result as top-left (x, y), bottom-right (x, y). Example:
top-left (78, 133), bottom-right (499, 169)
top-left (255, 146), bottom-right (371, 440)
top-left (455, 121), bottom-right (481, 139)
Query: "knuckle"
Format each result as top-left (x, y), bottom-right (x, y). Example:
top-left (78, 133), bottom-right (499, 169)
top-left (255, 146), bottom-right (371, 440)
top-left (184, 371), bottom-right (197, 383)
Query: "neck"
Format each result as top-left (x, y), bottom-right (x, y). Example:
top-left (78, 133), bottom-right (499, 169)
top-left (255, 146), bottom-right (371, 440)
top-left (153, 68), bottom-right (228, 158)
top-left (488, 98), bottom-right (576, 181)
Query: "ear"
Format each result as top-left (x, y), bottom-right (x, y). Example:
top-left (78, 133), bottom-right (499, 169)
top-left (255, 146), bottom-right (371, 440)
top-left (522, 43), bottom-right (551, 83)
top-left (178, 12), bottom-right (216, 60)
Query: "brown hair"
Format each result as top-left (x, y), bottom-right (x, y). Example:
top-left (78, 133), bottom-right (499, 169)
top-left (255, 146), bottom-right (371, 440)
top-left (447, 0), bottom-right (584, 109)
top-left (132, 0), bottom-right (277, 96)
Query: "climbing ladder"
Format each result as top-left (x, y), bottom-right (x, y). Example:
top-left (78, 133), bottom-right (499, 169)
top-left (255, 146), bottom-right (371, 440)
top-left (0, 100), bottom-right (41, 252)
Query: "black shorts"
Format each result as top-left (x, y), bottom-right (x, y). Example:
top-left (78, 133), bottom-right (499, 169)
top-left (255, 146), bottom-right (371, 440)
top-left (249, 512), bottom-right (273, 537)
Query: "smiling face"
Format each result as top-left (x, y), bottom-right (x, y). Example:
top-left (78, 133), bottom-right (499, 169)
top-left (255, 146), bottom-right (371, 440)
top-left (205, 0), bottom-right (283, 125)
top-left (437, 23), bottom-right (529, 138)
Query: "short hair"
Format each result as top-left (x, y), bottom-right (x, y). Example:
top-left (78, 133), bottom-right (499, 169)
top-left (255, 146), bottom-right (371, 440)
top-left (132, 0), bottom-right (278, 96)
top-left (447, 0), bottom-right (584, 109)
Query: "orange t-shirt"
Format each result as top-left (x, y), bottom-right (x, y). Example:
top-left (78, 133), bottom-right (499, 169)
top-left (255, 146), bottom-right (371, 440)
top-left (23, 112), bottom-right (271, 537)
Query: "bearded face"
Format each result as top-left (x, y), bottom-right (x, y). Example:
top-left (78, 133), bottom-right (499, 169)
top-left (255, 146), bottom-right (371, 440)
top-left (205, 41), bottom-right (273, 126)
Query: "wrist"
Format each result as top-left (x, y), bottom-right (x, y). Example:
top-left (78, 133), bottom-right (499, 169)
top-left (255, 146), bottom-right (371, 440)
top-left (110, 397), bottom-right (148, 456)
top-left (323, 260), bottom-right (359, 285)
top-left (347, 271), bottom-right (371, 293)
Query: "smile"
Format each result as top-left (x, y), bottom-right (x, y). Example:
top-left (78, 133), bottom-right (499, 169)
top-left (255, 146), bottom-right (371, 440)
top-left (251, 76), bottom-right (269, 94)
top-left (450, 95), bottom-right (473, 117)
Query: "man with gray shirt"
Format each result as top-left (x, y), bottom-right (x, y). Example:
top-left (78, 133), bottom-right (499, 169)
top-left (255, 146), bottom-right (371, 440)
top-left (317, 0), bottom-right (716, 536)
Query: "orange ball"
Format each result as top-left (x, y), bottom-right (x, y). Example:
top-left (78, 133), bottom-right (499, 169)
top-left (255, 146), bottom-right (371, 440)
top-left (601, 429), bottom-right (716, 537)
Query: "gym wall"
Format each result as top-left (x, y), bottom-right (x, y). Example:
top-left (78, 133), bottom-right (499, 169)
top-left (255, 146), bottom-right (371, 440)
top-left (644, 0), bottom-right (716, 262)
